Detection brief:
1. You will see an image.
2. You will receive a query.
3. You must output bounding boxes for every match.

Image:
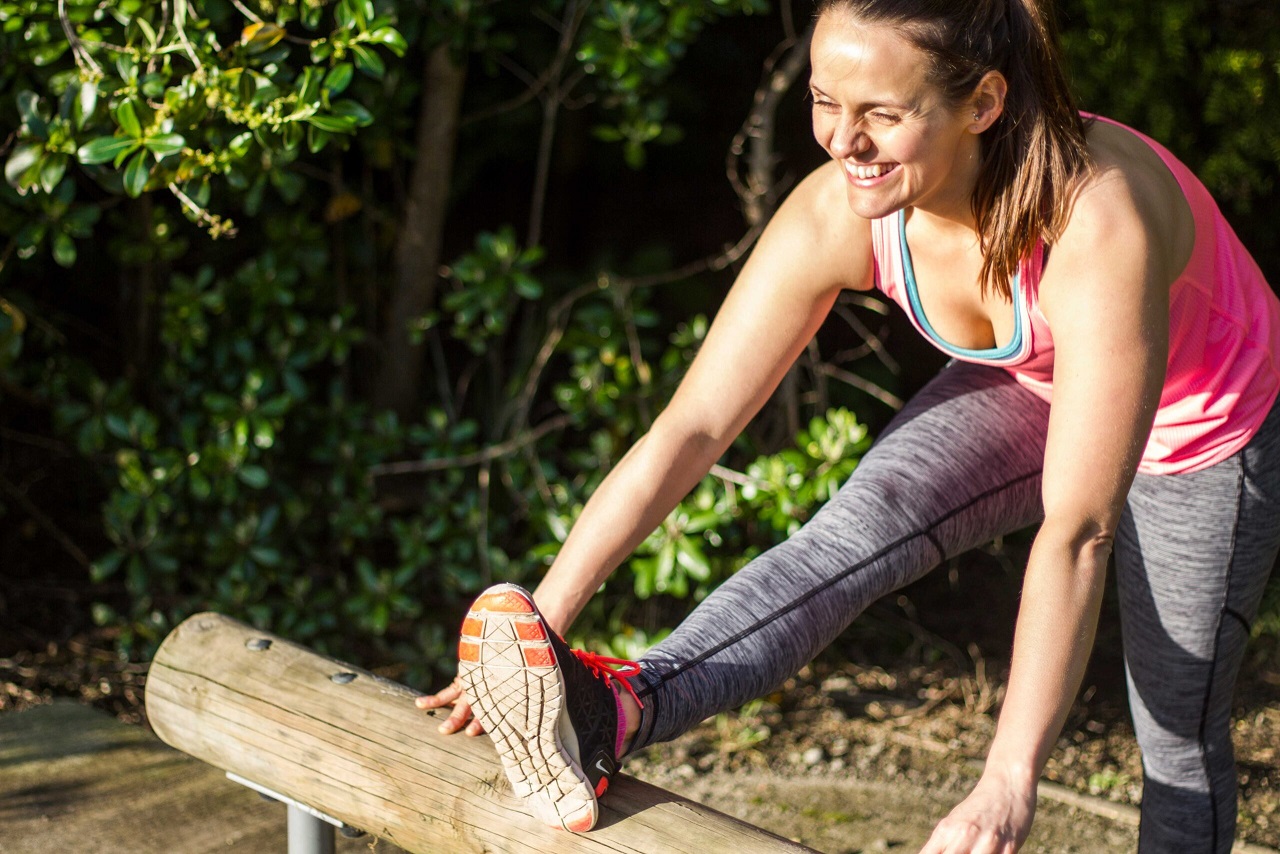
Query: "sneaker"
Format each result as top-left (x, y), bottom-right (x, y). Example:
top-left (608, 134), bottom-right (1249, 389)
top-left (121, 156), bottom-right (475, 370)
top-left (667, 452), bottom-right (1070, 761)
top-left (456, 583), bottom-right (643, 832)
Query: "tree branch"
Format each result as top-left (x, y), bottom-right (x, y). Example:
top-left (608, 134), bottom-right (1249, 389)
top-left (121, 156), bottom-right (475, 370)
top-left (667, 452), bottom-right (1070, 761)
top-left (727, 24), bottom-right (814, 226)
top-left (813, 361), bottom-right (904, 410)
top-left (368, 413), bottom-right (575, 477)
top-left (0, 473), bottom-right (93, 571)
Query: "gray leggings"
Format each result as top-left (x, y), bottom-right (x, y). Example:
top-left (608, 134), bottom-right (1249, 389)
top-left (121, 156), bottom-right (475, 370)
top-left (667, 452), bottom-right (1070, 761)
top-left (628, 361), bottom-right (1280, 853)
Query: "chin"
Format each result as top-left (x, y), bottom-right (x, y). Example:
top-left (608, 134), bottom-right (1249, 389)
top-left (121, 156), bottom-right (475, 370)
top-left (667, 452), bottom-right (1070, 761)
top-left (844, 186), bottom-right (904, 221)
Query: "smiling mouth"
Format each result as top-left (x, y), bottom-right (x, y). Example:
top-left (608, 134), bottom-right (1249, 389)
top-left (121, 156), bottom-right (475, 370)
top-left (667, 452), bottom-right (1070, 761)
top-left (844, 162), bottom-right (899, 181)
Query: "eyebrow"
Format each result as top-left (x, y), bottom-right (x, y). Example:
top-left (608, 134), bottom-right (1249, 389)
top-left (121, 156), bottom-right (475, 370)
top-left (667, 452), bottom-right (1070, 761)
top-left (808, 83), bottom-right (911, 112)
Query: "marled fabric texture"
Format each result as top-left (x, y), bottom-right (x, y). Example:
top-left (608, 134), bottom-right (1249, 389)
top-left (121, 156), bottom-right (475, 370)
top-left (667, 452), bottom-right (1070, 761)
top-left (626, 360), bottom-right (1279, 853)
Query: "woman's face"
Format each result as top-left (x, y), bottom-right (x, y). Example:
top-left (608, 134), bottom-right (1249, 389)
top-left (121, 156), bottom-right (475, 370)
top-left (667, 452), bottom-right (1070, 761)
top-left (809, 12), bottom-right (981, 222)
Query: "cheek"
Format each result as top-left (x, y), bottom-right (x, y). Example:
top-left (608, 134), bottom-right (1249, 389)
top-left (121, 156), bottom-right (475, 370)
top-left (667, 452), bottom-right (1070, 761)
top-left (811, 116), bottom-right (830, 150)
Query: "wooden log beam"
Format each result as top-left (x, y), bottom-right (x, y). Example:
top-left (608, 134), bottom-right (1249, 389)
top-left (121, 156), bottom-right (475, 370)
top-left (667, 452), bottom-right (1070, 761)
top-left (145, 612), bottom-right (818, 854)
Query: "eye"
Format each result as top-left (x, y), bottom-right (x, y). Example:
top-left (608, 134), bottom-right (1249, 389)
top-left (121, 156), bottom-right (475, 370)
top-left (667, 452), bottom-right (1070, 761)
top-left (807, 91), bottom-right (839, 112)
top-left (867, 110), bottom-right (901, 124)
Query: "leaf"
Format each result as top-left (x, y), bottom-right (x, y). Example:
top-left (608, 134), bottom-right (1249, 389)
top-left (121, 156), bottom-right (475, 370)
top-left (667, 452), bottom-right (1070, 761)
top-left (228, 132), bottom-right (254, 158)
top-left (17, 90), bottom-right (46, 137)
top-left (305, 113), bottom-right (357, 134)
top-left (241, 21), bottom-right (285, 53)
top-left (115, 100), bottom-right (143, 138)
top-left (134, 15), bottom-right (157, 51)
top-left (4, 142), bottom-right (42, 189)
top-left (306, 125), bottom-right (331, 153)
top-left (75, 83), bottom-right (97, 130)
top-left (39, 154), bottom-right (67, 194)
top-left (122, 149), bottom-right (150, 197)
top-left (367, 26), bottom-right (407, 57)
top-left (237, 465), bottom-right (270, 489)
top-left (331, 99), bottom-right (373, 126)
top-left (143, 133), bottom-right (186, 159)
top-left (51, 232), bottom-right (76, 267)
top-left (90, 551), bottom-right (126, 582)
top-left (295, 66), bottom-right (322, 104)
top-left (77, 136), bottom-right (138, 165)
top-left (323, 63), bottom-right (354, 96)
top-left (351, 45), bottom-right (385, 79)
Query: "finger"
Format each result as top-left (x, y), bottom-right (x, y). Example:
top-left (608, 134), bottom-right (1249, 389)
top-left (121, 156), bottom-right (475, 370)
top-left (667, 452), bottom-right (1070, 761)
top-left (415, 681), bottom-right (462, 709)
top-left (917, 826), bottom-right (948, 854)
top-left (438, 700), bottom-right (473, 734)
top-left (464, 718), bottom-right (485, 736)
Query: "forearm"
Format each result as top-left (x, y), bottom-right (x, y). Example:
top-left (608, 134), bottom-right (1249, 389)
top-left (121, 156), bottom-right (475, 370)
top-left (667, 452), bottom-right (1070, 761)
top-left (985, 518), bottom-right (1111, 790)
top-left (533, 416), bottom-right (729, 634)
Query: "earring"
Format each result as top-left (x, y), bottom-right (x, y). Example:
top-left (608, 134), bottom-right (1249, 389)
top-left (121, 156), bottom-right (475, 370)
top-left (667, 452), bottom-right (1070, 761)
top-left (972, 112), bottom-right (979, 120)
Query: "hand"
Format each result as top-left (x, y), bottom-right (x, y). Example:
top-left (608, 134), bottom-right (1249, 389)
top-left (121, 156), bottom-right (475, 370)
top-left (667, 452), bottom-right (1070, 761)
top-left (415, 679), bottom-right (485, 736)
top-left (918, 769), bottom-right (1037, 854)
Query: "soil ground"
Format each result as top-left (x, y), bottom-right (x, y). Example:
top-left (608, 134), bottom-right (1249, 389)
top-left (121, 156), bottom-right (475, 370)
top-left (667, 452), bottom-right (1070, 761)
top-left (2, 542), bottom-right (1278, 851)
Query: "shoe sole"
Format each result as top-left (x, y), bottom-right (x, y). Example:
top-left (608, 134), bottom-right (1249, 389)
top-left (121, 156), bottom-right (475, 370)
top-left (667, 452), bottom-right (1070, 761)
top-left (457, 583), bottom-right (599, 832)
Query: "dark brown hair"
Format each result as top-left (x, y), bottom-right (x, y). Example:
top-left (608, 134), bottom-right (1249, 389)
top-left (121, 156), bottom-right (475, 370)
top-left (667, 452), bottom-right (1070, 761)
top-left (816, 0), bottom-right (1091, 299)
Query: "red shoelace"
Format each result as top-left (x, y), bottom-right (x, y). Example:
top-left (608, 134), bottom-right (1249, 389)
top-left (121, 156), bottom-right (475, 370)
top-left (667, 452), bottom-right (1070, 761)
top-left (570, 648), bottom-right (646, 710)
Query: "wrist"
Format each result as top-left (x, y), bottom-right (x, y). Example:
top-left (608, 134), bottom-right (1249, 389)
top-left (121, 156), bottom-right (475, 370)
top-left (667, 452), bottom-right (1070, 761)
top-left (981, 749), bottom-right (1041, 796)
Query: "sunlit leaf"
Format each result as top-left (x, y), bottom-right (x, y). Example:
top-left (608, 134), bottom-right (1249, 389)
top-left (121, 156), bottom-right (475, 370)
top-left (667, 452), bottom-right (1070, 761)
top-left (77, 136), bottom-right (138, 165)
top-left (4, 141), bottom-right (42, 188)
top-left (144, 133), bottom-right (186, 159)
top-left (305, 113), bottom-right (357, 134)
top-left (115, 99), bottom-right (143, 138)
top-left (241, 21), bottom-right (285, 52)
top-left (367, 26), bottom-right (407, 57)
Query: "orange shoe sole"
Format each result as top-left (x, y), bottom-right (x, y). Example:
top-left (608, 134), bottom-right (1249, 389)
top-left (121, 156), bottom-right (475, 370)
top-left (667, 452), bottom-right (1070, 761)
top-left (457, 583), bottom-right (599, 832)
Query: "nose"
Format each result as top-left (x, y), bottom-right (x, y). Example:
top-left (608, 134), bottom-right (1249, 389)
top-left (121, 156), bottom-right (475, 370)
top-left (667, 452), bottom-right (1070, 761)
top-left (829, 118), bottom-right (870, 160)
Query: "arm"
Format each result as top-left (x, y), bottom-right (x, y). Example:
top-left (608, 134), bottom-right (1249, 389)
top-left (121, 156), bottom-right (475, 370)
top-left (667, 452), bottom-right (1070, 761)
top-left (421, 162), bottom-right (872, 730)
top-left (921, 172), bottom-right (1172, 852)
top-left (534, 179), bottom-right (871, 632)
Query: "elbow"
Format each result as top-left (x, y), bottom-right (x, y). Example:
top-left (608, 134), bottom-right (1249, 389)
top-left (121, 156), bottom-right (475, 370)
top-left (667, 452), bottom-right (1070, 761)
top-left (1037, 514), bottom-right (1116, 577)
top-left (650, 409), bottom-right (735, 459)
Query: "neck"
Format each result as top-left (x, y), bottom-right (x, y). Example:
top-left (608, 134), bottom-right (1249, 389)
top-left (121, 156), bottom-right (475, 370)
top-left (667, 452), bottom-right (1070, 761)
top-left (910, 134), bottom-right (985, 234)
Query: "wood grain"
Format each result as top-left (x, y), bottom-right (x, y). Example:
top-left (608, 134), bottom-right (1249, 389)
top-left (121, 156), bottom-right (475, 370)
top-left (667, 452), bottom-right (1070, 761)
top-left (145, 612), bottom-right (818, 854)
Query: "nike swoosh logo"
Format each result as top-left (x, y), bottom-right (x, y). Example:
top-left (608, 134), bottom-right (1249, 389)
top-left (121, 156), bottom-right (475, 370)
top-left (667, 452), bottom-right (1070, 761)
top-left (594, 758), bottom-right (612, 775)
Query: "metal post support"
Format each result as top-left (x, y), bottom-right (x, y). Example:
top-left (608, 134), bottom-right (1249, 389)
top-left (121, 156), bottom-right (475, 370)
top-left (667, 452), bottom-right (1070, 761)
top-left (227, 771), bottom-right (353, 853)
top-left (288, 803), bottom-right (336, 854)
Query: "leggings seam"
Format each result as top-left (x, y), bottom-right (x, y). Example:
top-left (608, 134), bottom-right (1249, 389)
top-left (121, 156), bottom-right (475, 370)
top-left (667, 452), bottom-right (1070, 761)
top-left (922, 530), bottom-right (947, 563)
top-left (1223, 606), bottom-right (1250, 633)
top-left (636, 468), bottom-right (1042, 699)
top-left (1196, 461), bottom-right (1245, 853)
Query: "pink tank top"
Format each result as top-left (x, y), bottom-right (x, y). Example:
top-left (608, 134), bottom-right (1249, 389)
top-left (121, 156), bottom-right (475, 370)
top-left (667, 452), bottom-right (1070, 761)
top-left (872, 115), bottom-right (1280, 475)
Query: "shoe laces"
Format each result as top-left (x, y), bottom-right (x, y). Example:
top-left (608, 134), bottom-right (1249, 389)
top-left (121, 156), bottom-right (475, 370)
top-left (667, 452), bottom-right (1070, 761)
top-left (570, 648), bottom-right (645, 710)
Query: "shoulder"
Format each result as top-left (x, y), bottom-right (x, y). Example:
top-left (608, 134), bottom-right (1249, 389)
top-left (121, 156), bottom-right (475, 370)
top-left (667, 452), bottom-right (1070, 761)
top-left (1038, 122), bottom-right (1182, 335)
top-left (1049, 120), bottom-right (1192, 287)
top-left (756, 160), bottom-right (875, 293)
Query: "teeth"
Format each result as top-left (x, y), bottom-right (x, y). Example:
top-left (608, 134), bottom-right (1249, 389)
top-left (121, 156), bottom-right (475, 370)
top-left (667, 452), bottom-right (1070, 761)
top-left (847, 162), bottom-right (894, 180)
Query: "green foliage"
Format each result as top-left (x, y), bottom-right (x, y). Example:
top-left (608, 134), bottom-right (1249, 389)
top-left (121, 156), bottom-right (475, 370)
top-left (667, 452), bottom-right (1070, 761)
top-left (2, 0), bottom-right (1277, 684)
top-left (2, 0), bottom-right (404, 246)
top-left (0, 0), bottom-right (805, 682)
top-left (577, 0), bottom-right (767, 166)
top-left (1061, 0), bottom-right (1280, 214)
top-left (436, 226), bottom-right (546, 353)
top-left (627, 409), bottom-right (870, 602)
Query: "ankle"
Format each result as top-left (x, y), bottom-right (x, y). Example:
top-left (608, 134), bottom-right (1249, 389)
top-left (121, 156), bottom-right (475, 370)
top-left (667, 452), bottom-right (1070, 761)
top-left (618, 688), bottom-right (641, 756)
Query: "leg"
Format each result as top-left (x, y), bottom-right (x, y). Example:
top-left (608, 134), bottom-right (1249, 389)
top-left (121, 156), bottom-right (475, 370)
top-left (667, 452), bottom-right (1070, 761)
top-left (1116, 400), bottom-right (1280, 853)
top-left (630, 361), bottom-right (1051, 750)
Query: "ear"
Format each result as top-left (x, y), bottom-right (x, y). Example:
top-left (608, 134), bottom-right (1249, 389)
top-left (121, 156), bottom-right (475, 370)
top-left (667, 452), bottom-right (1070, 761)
top-left (969, 70), bottom-right (1008, 133)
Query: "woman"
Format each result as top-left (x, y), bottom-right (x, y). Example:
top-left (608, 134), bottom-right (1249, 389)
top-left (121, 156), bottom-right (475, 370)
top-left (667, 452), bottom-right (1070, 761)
top-left (419, 1), bottom-right (1280, 851)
